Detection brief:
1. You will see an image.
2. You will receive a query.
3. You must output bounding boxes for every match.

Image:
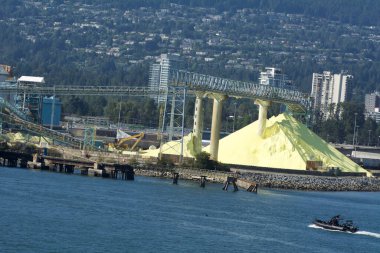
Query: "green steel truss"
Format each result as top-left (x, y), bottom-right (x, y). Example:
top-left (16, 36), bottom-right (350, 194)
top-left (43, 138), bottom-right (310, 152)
top-left (0, 69), bottom-right (310, 113)
top-left (0, 112), bottom-right (83, 148)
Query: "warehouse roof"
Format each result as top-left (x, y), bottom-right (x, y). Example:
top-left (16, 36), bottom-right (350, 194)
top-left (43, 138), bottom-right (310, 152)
top-left (18, 76), bottom-right (45, 83)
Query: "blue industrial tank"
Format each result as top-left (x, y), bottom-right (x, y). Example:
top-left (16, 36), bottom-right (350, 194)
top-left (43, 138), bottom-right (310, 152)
top-left (42, 97), bottom-right (62, 127)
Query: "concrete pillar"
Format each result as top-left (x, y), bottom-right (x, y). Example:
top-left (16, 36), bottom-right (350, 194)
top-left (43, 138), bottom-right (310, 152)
top-left (33, 153), bottom-right (38, 163)
top-left (210, 94), bottom-right (226, 161)
top-left (255, 99), bottom-right (271, 137)
top-left (192, 92), bottom-right (205, 155)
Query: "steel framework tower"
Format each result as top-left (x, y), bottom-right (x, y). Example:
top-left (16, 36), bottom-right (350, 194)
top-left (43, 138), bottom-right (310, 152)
top-left (159, 86), bottom-right (187, 162)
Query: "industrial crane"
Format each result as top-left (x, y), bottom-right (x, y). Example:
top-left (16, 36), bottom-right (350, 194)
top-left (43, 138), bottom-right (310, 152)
top-left (108, 132), bottom-right (144, 151)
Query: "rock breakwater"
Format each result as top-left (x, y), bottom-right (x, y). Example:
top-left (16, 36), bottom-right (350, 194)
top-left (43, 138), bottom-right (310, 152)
top-left (134, 166), bottom-right (230, 184)
top-left (241, 172), bottom-right (380, 191)
top-left (134, 166), bottom-right (380, 191)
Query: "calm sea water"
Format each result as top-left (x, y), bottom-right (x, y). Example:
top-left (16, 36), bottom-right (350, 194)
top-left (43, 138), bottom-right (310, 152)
top-left (0, 167), bottom-right (379, 253)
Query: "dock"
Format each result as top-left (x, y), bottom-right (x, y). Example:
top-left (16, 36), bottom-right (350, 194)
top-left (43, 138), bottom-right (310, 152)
top-left (0, 151), bottom-right (135, 181)
top-left (0, 150), bottom-right (260, 193)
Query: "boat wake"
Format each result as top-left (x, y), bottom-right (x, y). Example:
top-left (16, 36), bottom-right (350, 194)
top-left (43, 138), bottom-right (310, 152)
top-left (308, 224), bottom-right (380, 239)
top-left (355, 231), bottom-right (380, 238)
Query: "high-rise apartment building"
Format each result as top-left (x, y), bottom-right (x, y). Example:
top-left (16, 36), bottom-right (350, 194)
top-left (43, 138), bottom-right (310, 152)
top-left (148, 54), bottom-right (181, 104)
top-left (311, 71), bottom-right (353, 118)
top-left (365, 92), bottom-right (380, 113)
top-left (365, 92), bottom-right (380, 123)
top-left (259, 67), bottom-right (293, 89)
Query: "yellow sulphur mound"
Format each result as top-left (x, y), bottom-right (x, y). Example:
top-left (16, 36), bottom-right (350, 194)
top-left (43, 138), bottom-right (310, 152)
top-left (204, 113), bottom-right (367, 174)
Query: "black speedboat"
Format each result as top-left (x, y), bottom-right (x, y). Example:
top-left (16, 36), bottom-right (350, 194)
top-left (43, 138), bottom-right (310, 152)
top-left (313, 215), bottom-right (359, 233)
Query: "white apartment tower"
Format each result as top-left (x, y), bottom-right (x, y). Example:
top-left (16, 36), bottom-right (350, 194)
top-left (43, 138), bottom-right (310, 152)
top-left (365, 92), bottom-right (380, 123)
top-left (148, 54), bottom-right (181, 104)
top-left (259, 67), bottom-right (293, 89)
top-left (311, 71), bottom-right (353, 118)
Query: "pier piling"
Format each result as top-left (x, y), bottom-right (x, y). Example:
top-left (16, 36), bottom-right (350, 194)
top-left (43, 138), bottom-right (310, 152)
top-left (247, 183), bottom-right (258, 193)
top-left (222, 177), bottom-right (238, 192)
top-left (172, 172), bottom-right (179, 184)
top-left (200, 176), bottom-right (207, 188)
top-left (113, 164), bottom-right (134, 181)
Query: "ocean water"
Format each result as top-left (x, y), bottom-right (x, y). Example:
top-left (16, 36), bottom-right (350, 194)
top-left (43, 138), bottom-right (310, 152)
top-left (0, 166), bottom-right (379, 253)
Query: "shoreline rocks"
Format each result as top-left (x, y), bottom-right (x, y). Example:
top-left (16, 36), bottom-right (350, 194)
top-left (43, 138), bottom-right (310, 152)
top-left (240, 172), bottom-right (380, 191)
top-left (134, 166), bottom-right (380, 191)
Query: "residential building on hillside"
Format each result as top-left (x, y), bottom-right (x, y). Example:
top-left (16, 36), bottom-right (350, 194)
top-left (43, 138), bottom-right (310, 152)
top-left (259, 67), bottom-right (293, 89)
top-left (365, 92), bottom-right (380, 123)
top-left (311, 71), bottom-right (353, 119)
top-left (0, 65), bottom-right (12, 82)
top-left (148, 54), bottom-right (182, 104)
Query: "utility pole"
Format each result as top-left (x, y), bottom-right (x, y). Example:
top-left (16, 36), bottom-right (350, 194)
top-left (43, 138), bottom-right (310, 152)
top-left (117, 99), bottom-right (122, 129)
top-left (354, 125), bottom-right (359, 156)
top-left (353, 112), bottom-right (357, 156)
top-left (368, 129), bottom-right (372, 146)
top-left (50, 86), bottom-right (56, 130)
top-left (232, 102), bottom-right (237, 132)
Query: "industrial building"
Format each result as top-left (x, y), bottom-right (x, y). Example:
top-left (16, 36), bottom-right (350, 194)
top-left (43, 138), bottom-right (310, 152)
top-left (16, 76), bottom-right (46, 121)
top-left (41, 97), bottom-right (62, 127)
top-left (0, 65), bottom-right (17, 106)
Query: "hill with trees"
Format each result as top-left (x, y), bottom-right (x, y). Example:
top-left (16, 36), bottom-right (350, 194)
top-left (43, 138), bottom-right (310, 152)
top-left (0, 0), bottom-right (380, 144)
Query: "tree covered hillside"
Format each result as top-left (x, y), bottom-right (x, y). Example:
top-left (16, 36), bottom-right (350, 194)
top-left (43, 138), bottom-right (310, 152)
top-left (0, 0), bottom-right (380, 144)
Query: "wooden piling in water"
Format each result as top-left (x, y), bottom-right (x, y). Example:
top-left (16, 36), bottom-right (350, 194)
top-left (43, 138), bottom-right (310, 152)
top-left (65, 165), bottom-right (75, 174)
top-left (247, 183), bottom-right (258, 193)
top-left (200, 176), bottom-right (207, 188)
top-left (113, 164), bottom-right (134, 181)
top-left (223, 177), bottom-right (238, 192)
top-left (172, 172), bottom-right (179, 184)
top-left (19, 159), bottom-right (28, 168)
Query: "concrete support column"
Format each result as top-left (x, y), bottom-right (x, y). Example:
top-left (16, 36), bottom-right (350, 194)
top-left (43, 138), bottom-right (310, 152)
top-left (192, 92), bottom-right (205, 155)
top-left (210, 94), bottom-right (227, 161)
top-left (255, 99), bottom-right (271, 137)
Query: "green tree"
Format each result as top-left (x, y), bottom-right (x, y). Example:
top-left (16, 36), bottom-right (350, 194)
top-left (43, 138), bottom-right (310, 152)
top-left (195, 152), bottom-right (216, 170)
top-left (341, 102), bottom-right (365, 144)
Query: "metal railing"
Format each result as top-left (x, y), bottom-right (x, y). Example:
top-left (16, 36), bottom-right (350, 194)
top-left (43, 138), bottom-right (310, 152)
top-left (0, 97), bottom-right (29, 121)
top-left (0, 69), bottom-right (310, 112)
top-left (0, 85), bottom-right (165, 96)
top-left (169, 70), bottom-right (309, 113)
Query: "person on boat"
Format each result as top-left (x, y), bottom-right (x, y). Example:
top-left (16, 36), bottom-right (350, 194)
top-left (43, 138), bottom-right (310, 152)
top-left (329, 215), bottom-right (341, 226)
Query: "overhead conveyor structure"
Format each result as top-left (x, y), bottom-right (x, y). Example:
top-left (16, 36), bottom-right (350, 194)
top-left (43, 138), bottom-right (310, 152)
top-left (0, 85), bottom-right (169, 97)
top-left (169, 69), bottom-right (309, 113)
top-left (0, 112), bottom-right (83, 149)
top-left (0, 69), bottom-right (309, 113)
top-left (166, 69), bottom-right (311, 160)
top-left (0, 97), bottom-right (30, 121)
top-left (0, 96), bottom-right (84, 148)
top-left (0, 69), bottom-right (311, 158)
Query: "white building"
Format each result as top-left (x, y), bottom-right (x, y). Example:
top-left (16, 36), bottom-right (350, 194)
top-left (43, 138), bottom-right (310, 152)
top-left (0, 65), bottom-right (12, 82)
top-left (365, 92), bottom-right (380, 123)
top-left (259, 67), bottom-right (293, 89)
top-left (17, 76), bottom-right (45, 86)
top-left (148, 54), bottom-right (181, 104)
top-left (311, 71), bottom-right (353, 118)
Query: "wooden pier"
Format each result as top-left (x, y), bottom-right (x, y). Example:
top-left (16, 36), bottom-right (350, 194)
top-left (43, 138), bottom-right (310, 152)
top-left (0, 151), bottom-right (135, 181)
top-left (41, 156), bottom-right (135, 180)
top-left (0, 151), bottom-right (32, 168)
top-left (0, 150), bottom-right (259, 194)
